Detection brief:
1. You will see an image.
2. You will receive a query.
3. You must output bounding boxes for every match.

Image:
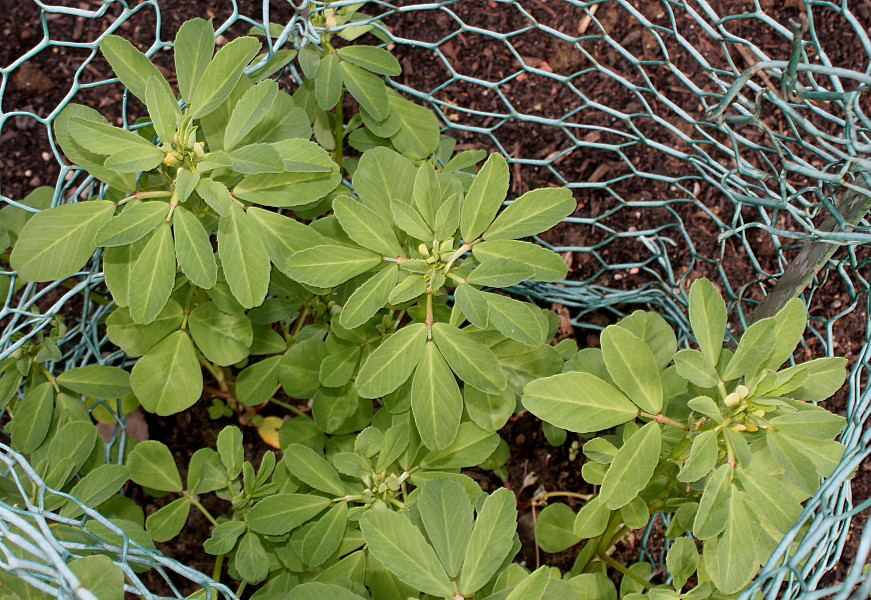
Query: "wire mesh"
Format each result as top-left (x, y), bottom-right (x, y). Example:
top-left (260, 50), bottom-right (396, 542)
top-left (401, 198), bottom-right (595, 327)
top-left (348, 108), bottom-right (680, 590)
top-left (0, 1), bottom-right (868, 599)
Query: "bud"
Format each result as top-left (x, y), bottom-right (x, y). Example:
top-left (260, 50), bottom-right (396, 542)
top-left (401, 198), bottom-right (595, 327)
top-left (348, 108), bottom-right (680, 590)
top-left (193, 142), bottom-right (205, 159)
top-left (162, 152), bottom-right (182, 167)
top-left (731, 423), bottom-right (747, 432)
top-left (744, 422), bottom-right (759, 432)
top-left (724, 392), bottom-right (741, 408)
top-left (736, 384), bottom-right (750, 399)
top-left (418, 243), bottom-right (431, 258)
top-left (753, 409), bottom-right (766, 418)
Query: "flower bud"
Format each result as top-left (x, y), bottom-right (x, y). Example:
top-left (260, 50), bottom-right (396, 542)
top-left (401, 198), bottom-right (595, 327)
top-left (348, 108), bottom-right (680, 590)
top-left (724, 392), bottom-right (741, 408)
top-left (744, 422), bottom-right (759, 432)
top-left (731, 423), bottom-right (747, 432)
top-left (736, 384), bottom-right (750, 399)
top-left (162, 152), bottom-right (182, 167)
top-left (193, 142), bottom-right (205, 159)
top-left (418, 243), bottom-right (431, 258)
top-left (753, 409), bottom-right (766, 418)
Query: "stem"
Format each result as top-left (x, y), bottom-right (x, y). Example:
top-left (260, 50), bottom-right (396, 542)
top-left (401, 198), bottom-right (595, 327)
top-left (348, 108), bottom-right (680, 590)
top-left (38, 365), bottom-right (60, 392)
top-left (599, 554), bottom-right (655, 589)
top-left (291, 306), bottom-right (309, 338)
top-left (424, 292), bottom-right (434, 339)
top-left (235, 582), bottom-right (247, 598)
top-left (607, 525), bottom-right (628, 550)
top-left (533, 491), bottom-right (593, 504)
top-left (270, 397), bottom-right (310, 419)
top-left (212, 554), bottom-right (224, 583)
top-left (333, 90), bottom-right (344, 169)
top-left (639, 412), bottom-right (688, 430)
top-left (186, 495), bottom-right (219, 527)
top-left (723, 432), bottom-right (737, 468)
top-left (531, 502), bottom-right (541, 569)
top-left (179, 287), bottom-right (196, 330)
top-left (717, 381), bottom-right (729, 401)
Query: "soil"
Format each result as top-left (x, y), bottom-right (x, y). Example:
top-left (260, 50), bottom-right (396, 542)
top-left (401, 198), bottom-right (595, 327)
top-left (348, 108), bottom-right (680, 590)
top-left (1, 0), bottom-right (869, 596)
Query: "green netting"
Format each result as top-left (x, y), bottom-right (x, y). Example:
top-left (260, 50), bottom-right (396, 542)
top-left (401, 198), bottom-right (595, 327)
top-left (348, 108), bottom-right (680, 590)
top-left (0, 1), bottom-right (869, 599)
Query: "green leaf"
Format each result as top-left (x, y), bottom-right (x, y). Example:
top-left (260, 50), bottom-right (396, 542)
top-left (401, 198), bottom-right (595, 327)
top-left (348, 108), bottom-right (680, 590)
top-left (224, 80), bottom-right (279, 150)
top-left (235, 531), bottom-right (269, 584)
top-left (61, 464), bottom-right (130, 518)
top-left (420, 421), bottom-right (500, 469)
top-left (145, 497), bottom-right (190, 542)
top-left (236, 355), bottom-right (282, 406)
top-left (10, 383), bottom-right (55, 453)
top-left (196, 178), bottom-right (231, 216)
top-left (721, 317), bottom-right (776, 381)
top-left (218, 203), bottom-right (270, 308)
top-left (769, 410), bottom-right (846, 441)
top-left (467, 258), bottom-right (535, 288)
top-left (621, 496), bottom-right (650, 529)
top-left (673, 349), bottom-right (719, 388)
top-left (535, 503), bottom-right (582, 553)
top-left (337, 45), bottom-right (401, 76)
top-left (302, 502), bottom-right (348, 567)
top-left (692, 464), bottom-right (732, 540)
top-left (173, 206), bottom-right (218, 289)
top-left (507, 567), bottom-right (551, 600)
top-left (417, 480), bottom-right (473, 577)
top-left (189, 36), bottom-right (261, 119)
top-left (69, 556), bottom-right (124, 600)
top-left (388, 95), bottom-right (440, 159)
top-left (391, 200), bottom-right (433, 241)
top-left (464, 386), bottom-right (515, 432)
top-left (56, 365), bottom-right (131, 398)
top-left (458, 488), bottom-right (518, 595)
top-left (68, 118), bottom-right (155, 154)
top-left (106, 300), bottom-right (183, 357)
top-left (687, 395), bottom-right (722, 423)
top-left (412, 342), bottom-right (463, 450)
top-left (600, 421), bottom-right (661, 509)
top-left (228, 143), bottom-right (284, 174)
top-left (286, 244), bottom-right (381, 288)
top-left (128, 223), bottom-right (176, 324)
top-left (484, 292), bottom-right (546, 346)
top-left (522, 372), bottom-right (638, 433)
top-left (708, 490), bottom-right (758, 594)
top-left (95, 201), bottom-right (166, 247)
top-left (280, 339), bottom-right (328, 398)
top-left (455, 283), bottom-right (490, 328)
top-left (174, 18), bottom-right (215, 102)
top-left (314, 53), bottom-right (343, 111)
top-left (131, 330), bottom-right (203, 415)
top-left (99, 35), bottom-right (166, 102)
top-left (247, 206), bottom-right (327, 266)
top-left (615, 310), bottom-right (677, 371)
top-left (779, 357), bottom-right (848, 402)
top-left (333, 195), bottom-right (402, 257)
top-left (217, 425), bottom-right (243, 478)
top-left (688, 278), bottom-right (727, 367)
top-left (203, 520), bottom-right (246, 555)
top-left (11, 201), bottom-right (115, 282)
top-left (356, 323), bottom-right (428, 398)
top-left (341, 62), bottom-right (389, 120)
top-left (127, 440), bottom-right (182, 492)
top-left (283, 444), bottom-right (345, 496)
top-left (460, 153), bottom-right (509, 242)
top-left (104, 145), bottom-right (166, 173)
top-left (145, 76), bottom-right (180, 145)
top-left (353, 147), bottom-right (416, 216)
top-left (601, 325), bottom-right (663, 414)
top-left (678, 430), bottom-right (718, 483)
top-left (666, 537), bottom-right (699, 590)
top-left (763, 297), bottom-right (806, 370)
top-left (340, 265), bottom-right (397, 329)
top-left (248, 493), bottom-right (330, 535)
top-left (484, 188), bottom-right (575, 240)
top-left (361, 510), bottom-right (455, 597)
top-left (737, 466), bottom-right (803, 532)
top-left (319, 346), bottom-right (360, 388)
top-left (234, 170), bottom-right (340, 208)
top-left (189, 302), bottom-right (253, 366)
top-left (288, 583), bottom-right (366, 600)
top-left (473, 240), bottom-right (567, 282)
top-left (432, 322), bottom-right (506, 394)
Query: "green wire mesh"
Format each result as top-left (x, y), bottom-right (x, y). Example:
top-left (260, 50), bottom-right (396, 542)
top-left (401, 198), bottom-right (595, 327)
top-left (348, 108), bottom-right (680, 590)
top-left (0, 1), bottom-right (869, 599)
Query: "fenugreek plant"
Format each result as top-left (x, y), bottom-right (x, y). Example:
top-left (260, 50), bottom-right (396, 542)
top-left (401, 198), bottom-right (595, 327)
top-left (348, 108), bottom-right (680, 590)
top-left (0, 8), bottom-right (851, 600)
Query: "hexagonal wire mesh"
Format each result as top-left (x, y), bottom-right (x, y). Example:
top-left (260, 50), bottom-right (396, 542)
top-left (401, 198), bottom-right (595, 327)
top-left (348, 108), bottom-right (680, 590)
top-left (0, 0), bottom-right (868, 599)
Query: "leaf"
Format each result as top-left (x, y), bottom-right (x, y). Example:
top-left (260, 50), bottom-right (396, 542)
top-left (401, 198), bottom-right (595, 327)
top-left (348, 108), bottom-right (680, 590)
top-left (485, 292), bottom-right (546, 346)
top-left (709, 491), bottom-right (758, 594)
top-left (235, 532), bottom-right (269, 584)
top-left (95, 201), bottom-right (166, 247)
top-left (302, 502), bottom-right (348, 567)
top-left (360, 510), bottom-right (455, 597)
top-left (127, 440), bottom-right (182, 492)
top-left (464, 386), bottom-right (515, 432)
top-left (228, 143), bottom-right (284, 174)
top-left (196, 178), bottom-right (231, 216)
top-left (466, 258), bottom-right (535, 287)
top-left (218, 203), bottom-right (270, 308)
top-left (10, 382), bottom-right (55, 453)
top-left (61, 464), bottom-right (130, 518)
top-left (573, 497), bottom-right (610, 538)
top-left (507, 568), bottom-right (551, 600)
top-left (420, 421), bottom-right (500, 469)
top-left (600, 421), bottom-right (661, 509)
top-left (688, 278), bottom-right (727, 366)
top-left (666, 537), bottom-right (699, 590)
top-left (337, 45), bottom-right (401, 75)
top-left (145, 497), bottom-right (190, 542)
top-left (355, 323), bottom-right (428, 398)
top-left (11, 201), bottom-right (115, 282)
top-left (391, 200), bottom-right (433, 241)
top-left (145, 76), bottom-right (180, 145)
top-left (692, 464), bottom-right (732, 540)
top-left (484, 188), bottom-right (575, 240)
top-left (340, 265), bottom-right (397, 329)
top-left (173, 206), bottom-right (218, 289)
top-left (601, 326), bottom-right (663, 414)
top-left (247, 206), bottom-right (327, 265)
top-left (189, 36), bottom-right (261, 119)
top-left (460, 153), bottom-right (509, 242)
top-left (174, 18), bottom-right (215, 102)
top-left (412, 342), bottom-right (463, 450)
top-left (285, 244), bottom-right (381, 288)
top-left (234, 170), bottom-right (341, 208)
top-left (99, 35), bottom-right (166, 102)
top-left (522, 372), bottom-right (639, 433)
top-left (458, 488), bottom-right (518, 595)
top-left (68, 118), bottom-right (155, 154)
top-left (105, 300), bottom-right (183, 357)
top-left (69, 556), bottom-right (124, 600)
top-left (289, 583), bottom-right (367, 600)
top-left (56, 365), bottom-right (131, 398)
top-left (673, 349), bottom-right (719, 388)
top-left (721, 317), bottom-right (776, 381)
top-left (104, 145), bottom-right (166, 173)
top-left (128, 223), bottom-right (176, 324)
top-left (333, 195), bottom-right (402, 257)
top-left (236, 355), bottom-right (282, 406)
top-left (131, 330), bottom-right (203, 415)
top-left (455, 283), bottom-right (490, 328)
top-left (769, 411), bottom-right (846, 441)
top-left (203, 520), bottom-right (246, 555)
top-left (224, 80), bottom-right (279, 150)
top-left (188, 302), bottom-right (253, 366)
top-left (678, 430), bottom-right (719, 483)
top-left (416, 480), bottom-right (473, 577)
top-left (280, 338), bottom-right (328, 398)
top-left (615, 311), bottom-right (677, 371)
top-left (314, 53), bottom-right (343, 111)
top-left (473, 240), bottom-right (567, 282)
top-left (763, 298), bottom-right (806, 370)
top-left (780, 357), bottom-right (848, 402)
top-left (341, 62), bottom-right (389, 120)
top-left (248, 493), bottom-right (331, 535)
top-left (432, 322), bottom-right (506, 394)
top-left (388, 95), bottom-right (440, 159)
top-left (535, 503), bottom-right (582, 553)
top-left (283, 444), bottom-right (345, 496)
top-left (353, 147), bottom-right (416, 215)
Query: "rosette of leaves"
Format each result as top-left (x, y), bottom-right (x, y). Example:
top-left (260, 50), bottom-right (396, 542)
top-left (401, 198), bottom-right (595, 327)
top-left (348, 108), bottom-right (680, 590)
top-left (522, 278), bottom-right (848, 595)
top-left (280, 149), bottom-right (575, 450)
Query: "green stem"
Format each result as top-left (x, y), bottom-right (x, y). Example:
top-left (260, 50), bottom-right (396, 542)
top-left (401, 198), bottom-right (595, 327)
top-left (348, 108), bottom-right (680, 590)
top-left (212, 554), bottom-right (224, 583)
top-left (186, 494), bottom-right (219, 527)
top-left (291, 306), bottom-right (309, 338)
top-left (638, 412), bottom-right (688, 431)
top-left (269, 397), bottom-right (310, 419)
top-left (533, 491), bottom-right (593, 503)
top-left (235, 581), bottom-right (247, 598)
top-left (333, 89), bottom-right (344, 170)
top-left (599, 554), bottom-right (655, 589)
top-left (424, 292), bottom-right (434, 339)
top-left (717, 381), bottom-right (729, 401)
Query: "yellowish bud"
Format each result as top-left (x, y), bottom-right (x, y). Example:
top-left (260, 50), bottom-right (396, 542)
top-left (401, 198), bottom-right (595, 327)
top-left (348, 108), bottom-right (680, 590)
top-left (744, 422), bottom-right (759, 432)
top-left (736, 384), bottom-right (750, 399)
top-left (418, 243), bottom-right (431, 258)
top-left (724, 392), bottom-right (741, 408)
top-left (731, 424), bottom-right (747, 432)
top-left (162, 153), bottom-right (181, 167)
top-left (193, 142), bottom-right (205, 159)
top-left (753, 409), bottom-right (766, 418)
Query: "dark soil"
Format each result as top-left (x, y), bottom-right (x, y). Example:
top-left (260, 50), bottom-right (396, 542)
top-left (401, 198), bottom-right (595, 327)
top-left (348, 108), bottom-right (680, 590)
top-left (1, 0), bottom-right (868, 596)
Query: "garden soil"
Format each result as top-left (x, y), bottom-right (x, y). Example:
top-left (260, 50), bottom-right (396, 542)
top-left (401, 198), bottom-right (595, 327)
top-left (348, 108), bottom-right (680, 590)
top-left (0, 0), bottom-right (868, 594)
